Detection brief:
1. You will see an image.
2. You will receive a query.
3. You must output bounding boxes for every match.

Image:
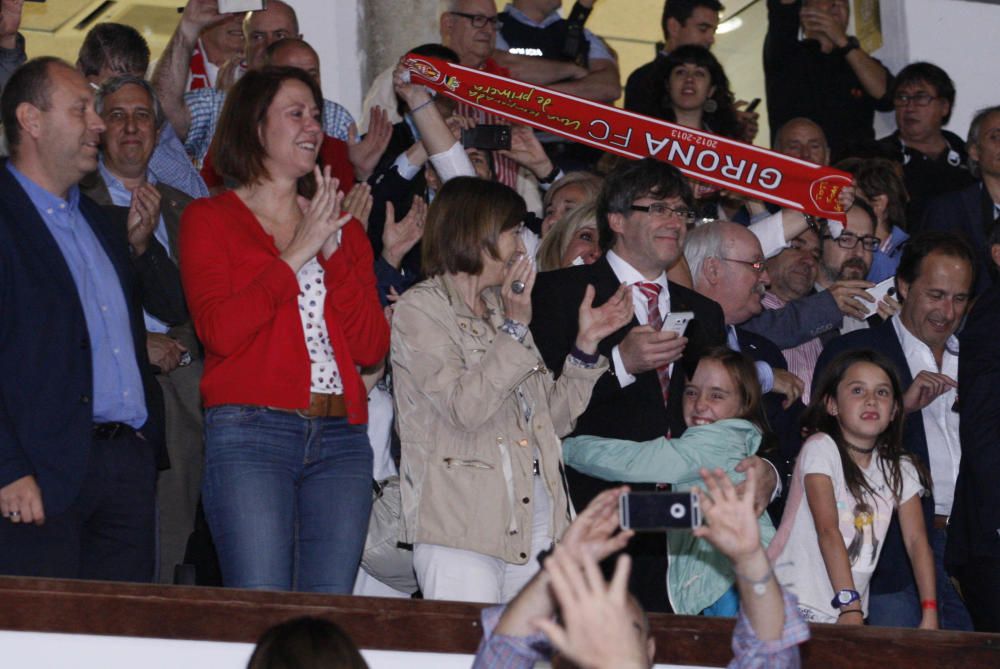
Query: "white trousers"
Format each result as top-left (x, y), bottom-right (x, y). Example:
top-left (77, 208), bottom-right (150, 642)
top-left (413, 475), bottom-right (552, 604)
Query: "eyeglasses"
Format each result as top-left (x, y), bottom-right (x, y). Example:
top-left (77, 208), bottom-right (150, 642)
top-left (448, 11), bottom-right (499, 28)
top-left (629, 202), bottom-right (696, 222)
top-left (821, 233), bottom-right (881, 251)
top-left (893, 93), bottom-right (939, 108)
top-left (721, 257), bottom-right (767, 273)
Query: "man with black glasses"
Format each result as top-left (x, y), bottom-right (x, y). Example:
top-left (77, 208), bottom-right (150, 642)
top-left (531, 159), bottom-right (782, 613)
top-left (877, 63), bottom-right (975, 224)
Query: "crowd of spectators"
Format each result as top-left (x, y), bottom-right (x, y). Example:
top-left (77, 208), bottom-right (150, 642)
top-left (2, 0), bottom-right (1000, 666)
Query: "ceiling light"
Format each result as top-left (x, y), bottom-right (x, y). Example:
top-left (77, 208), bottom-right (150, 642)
top-left (717, 17), bottom-right (744, 34)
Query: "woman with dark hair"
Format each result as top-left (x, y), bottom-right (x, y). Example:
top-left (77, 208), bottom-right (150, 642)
top-left (390, 176), bottom-right (633, 603)
top-left (654, 45), bottom-right (744, 142)
top-left (179, 67), bottom-right (389, 593)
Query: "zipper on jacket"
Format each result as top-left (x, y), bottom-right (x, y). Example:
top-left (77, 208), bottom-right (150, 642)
top-left (443, 457), bottom-right (494, 470)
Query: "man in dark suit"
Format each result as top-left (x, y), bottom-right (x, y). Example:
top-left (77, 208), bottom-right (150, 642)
top-left (531, 159), bottom-right (776, 611)
top-left (80, 74), bottom-right (203, 585)
top-left (919, 105), bottom-right (1000, 296)
top-left (947, 225), bottom-right (1000, 632)
top-left (814, 232), bottom-right (975, 630)
top-left (0, 57), bottom-right (172, 581)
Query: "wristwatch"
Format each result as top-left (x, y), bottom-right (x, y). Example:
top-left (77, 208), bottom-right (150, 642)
top-left (834, 36), bottom-right (861, 58)
top-left (831, 588), bottom-right (861, 609)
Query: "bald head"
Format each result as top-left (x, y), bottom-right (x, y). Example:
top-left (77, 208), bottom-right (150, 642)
top-left (774, 118), bottom-right (830, 166)
top-left (245, 0), bottom-right (300, 70)
top-left (687, 221), bottom-right (770, 325)
top-left (265, 38), bottom-right (320, 85)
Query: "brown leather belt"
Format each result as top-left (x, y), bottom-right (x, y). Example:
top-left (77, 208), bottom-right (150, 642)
top-left (271, 393), bottom-right (347, 418)
top-left (934, 514), bottom-right (949, 530)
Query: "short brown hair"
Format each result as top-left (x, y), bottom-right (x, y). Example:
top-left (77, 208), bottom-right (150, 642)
top-left (422, 176), bottom-right (526, 277)
top-left (1, 56), bottom-right (65, 155)
top-left (211, 66), bottom-right (323, 188)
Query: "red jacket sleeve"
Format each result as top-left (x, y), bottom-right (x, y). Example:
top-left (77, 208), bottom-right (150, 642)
top-left (179, 197), bottom-right (300, 358)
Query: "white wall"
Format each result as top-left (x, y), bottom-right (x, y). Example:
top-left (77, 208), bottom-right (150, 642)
top-left (296, 0), bottom-right (365, 120)
top-left (0, 630), bottom-right (716, 669)
top-left (873, 0), bottom-right (1000, 141)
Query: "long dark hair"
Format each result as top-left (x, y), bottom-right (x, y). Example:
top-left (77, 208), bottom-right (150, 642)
top-left (803, 350), bottom-right (928, 504)
top-left (655, 45), bottom-right (740, 139)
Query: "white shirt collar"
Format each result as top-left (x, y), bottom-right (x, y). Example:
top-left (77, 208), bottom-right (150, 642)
top-left (606, 249), bottom-right (668, 291)
top-left (892, 313), bottom-right (960, 366)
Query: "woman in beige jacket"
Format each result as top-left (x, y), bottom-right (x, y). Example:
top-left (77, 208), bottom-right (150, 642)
top-left (391, 177), bottom-right (632, 603)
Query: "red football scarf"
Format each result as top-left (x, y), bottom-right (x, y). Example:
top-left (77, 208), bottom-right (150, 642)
top-left (404, 53), bottom-right (851, 221)
top-left (188, 40), bottom-right (210, 91)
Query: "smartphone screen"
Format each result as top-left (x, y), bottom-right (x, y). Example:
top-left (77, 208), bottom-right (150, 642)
top-left (619, 491), bottom-right (701, 531)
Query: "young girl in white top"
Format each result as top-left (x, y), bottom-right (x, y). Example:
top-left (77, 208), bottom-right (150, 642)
top-left (767, 350), bottom-right (938, 627)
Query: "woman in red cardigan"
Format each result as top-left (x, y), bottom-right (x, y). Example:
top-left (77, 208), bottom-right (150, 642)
top-left (179, 67), bottom-right (389, 593)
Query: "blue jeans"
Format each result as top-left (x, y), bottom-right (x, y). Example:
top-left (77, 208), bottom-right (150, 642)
top-left (867, 526), bottom-right (973, 630)
top-left (202, 405), bottom-right (373, 593)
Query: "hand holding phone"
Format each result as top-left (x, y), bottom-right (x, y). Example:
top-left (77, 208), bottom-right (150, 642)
top-left (662, 311), bottom-right (694, 335)
top-left (863, 277), bottom-right (896, 318)
top-left (619, 491), bottom-right (702, 531)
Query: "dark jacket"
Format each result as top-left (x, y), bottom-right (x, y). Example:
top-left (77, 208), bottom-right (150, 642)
top-left (0, 162), bottom-right (168, 515)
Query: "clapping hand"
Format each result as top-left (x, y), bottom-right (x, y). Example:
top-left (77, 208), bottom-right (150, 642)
top-left (575, 283), bottom-right (633, 355)
top-left (127, 183), bottom-right (162, 256)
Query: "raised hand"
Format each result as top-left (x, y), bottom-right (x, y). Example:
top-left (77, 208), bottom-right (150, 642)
top-left (342, 181), bottom-right (373, 229)
top-left (348, 106), bottom-right (393, 181)
top-left (381, 196), bottom-right (426, 269)
top-left (693, 467), bottom-right (761, 561)
top-left (127, 183), bottom-right (162, 256)
top-left (283, 166), bottom-right (349, 270)
top-left (558, 485), bottom-right (634, 562)
top-left (534, 551), bottom-right (648, 669)
top-left (498, 124), bottom-right (554, 179)
top-left (575, 283), bottom-right (633, 355)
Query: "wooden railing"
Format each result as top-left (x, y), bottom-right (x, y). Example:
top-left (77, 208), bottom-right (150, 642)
top-left (0, 576), bottom-right (997, 667)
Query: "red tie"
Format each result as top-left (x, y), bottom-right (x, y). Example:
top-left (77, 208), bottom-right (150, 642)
top-left (636, 282), bottom-right (670, 408)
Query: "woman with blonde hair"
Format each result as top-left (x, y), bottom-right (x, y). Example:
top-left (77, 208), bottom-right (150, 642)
top-left (537, 201), bottom-right (602, 272)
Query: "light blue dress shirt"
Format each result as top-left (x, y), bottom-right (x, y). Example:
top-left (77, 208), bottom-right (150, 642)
top-left (8, 163), bottom-right (147, 427)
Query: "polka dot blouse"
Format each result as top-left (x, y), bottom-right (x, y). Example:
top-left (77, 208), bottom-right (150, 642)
top-left (296, 257), bottom-right (343, 394)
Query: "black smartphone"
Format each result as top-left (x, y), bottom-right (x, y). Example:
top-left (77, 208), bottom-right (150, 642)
top-left (745, 98), bottom-right (762, 113)
top-left (461, 125), bottom-right (512, 151)
top-left (619, 491), bottom-right (702, 531)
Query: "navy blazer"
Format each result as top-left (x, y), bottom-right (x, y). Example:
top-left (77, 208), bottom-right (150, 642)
top-left (920, 182), bottom-right (992, 296)
top-left (949, 285), bottom-right (1000, 569)
top-left (0, 163), bottom-right (165, 516)
top-left (814, 320), bottom-right (935, 596)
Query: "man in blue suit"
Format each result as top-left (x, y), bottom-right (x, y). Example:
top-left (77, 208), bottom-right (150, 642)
top-left (0, 57), bottom-right (171, 581)
top-left (814, 232), bottom-right (975, 630)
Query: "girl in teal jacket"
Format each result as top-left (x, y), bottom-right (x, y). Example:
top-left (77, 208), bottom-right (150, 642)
top-left (563, 347), bottom-right (775, 616)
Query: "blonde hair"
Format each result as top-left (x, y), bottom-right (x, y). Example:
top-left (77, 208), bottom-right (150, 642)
top-left (537, 201), bottom-right (599, 272)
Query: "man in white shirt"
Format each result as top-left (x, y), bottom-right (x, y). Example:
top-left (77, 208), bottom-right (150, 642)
top-left (814, 231), bottom-right (976, 630)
